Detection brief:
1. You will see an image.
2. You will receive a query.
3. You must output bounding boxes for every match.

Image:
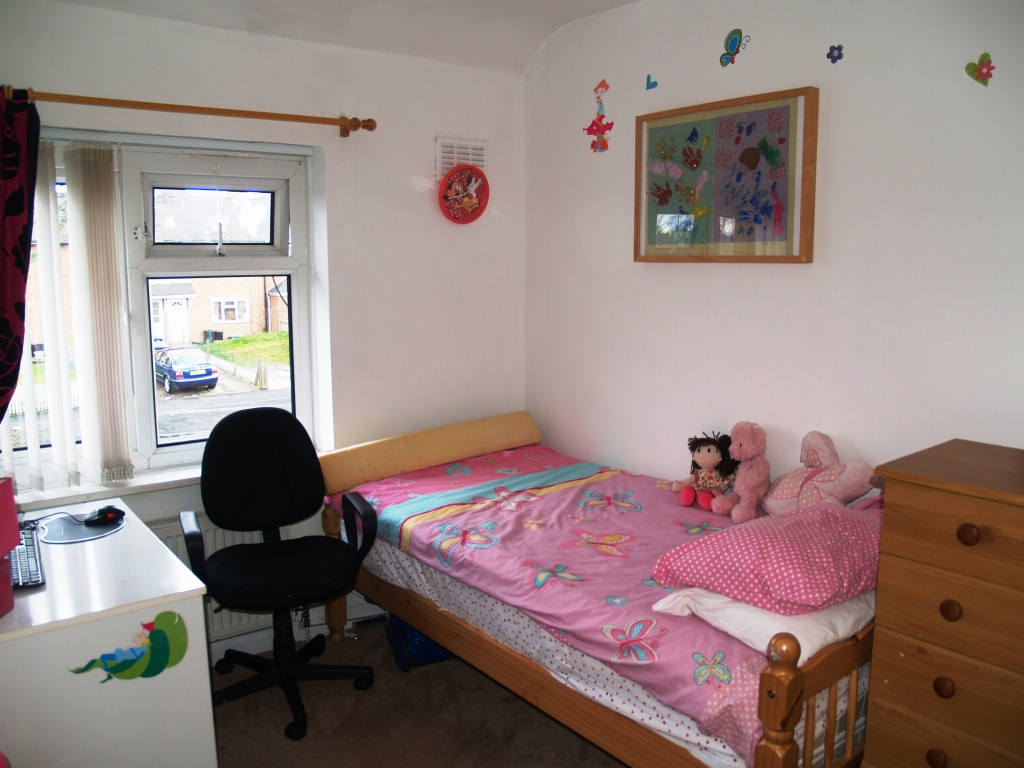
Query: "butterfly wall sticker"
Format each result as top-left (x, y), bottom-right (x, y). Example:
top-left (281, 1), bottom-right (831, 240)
top-left (577, 489), bottom-right (643, 515)
top-left (693, 651), bottom-right (733, 688)
top-left (603, 617), bottom-right (667, 665)
top-left (720, 28), bottom-right (751, 67)
top-left (433, 521), bottom-right (499, 567)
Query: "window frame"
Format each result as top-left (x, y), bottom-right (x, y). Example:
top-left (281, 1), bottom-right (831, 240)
top-left (121, 147), bottom-right (317, 470)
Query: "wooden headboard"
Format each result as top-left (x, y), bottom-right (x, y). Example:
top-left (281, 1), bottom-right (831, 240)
top-left (318, 410), bottom-right (541, 495)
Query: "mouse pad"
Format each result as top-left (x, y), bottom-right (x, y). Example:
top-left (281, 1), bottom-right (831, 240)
top-left (40, 514), bottom-right (125, 544)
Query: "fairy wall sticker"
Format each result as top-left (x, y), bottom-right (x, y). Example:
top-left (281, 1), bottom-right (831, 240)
top-left (584, 79), bottom-right (614, 152)
top-left (966, 53), bottom-right (995, 86)
top-left (71, 611), bottom-right (188, 683)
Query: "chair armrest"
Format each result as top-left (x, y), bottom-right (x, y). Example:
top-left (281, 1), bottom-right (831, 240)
top-left (340, 492), bottom-right (377, 564)
top-left (178, 511), bottom-right (208, 584)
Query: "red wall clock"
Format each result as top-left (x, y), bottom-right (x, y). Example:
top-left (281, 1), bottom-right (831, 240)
top-left (438, 165), bottom-right (489, 224)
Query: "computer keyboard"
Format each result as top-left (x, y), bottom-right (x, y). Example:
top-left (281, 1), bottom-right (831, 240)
top-left (11, 522), bottom-right (45, 589)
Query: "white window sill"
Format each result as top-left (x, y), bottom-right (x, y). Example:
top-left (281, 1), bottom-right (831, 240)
top-left (15, 465), bottom-right (202, 512)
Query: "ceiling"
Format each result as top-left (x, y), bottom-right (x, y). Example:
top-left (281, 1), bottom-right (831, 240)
top-left (59, 0), bottom-right (640, 73)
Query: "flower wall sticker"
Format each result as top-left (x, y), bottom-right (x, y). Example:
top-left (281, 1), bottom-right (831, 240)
top-left (966, 53), bottom-right (995, 86)
top-left (827, 45), bottom-right (844, 64)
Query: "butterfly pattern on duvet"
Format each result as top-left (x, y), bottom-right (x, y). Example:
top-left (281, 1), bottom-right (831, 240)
top-left (577, 489), bottom-right (643, 515)
top-left (567, 529), bottom-right (635, 557)
top-left (433, 522), bottom-right (499, 567)
top-left (529, 563), bottom-right (586, 589)
top-left (603, 617), bottom-right (666, 665)
top-left (472, 486), bottom-right (540, 511)
top-left (693, 651), bottom-right (733, 688)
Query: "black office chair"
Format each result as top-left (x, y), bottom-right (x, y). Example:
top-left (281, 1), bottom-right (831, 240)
top-left (179, 407), bottom-right (377, 741)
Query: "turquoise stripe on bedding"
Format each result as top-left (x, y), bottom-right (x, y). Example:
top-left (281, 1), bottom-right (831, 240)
top-left (377, 461), bottom-right (604, 545)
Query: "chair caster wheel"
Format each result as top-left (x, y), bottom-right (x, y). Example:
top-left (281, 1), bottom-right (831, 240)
top-left (354, 677), bottom-right (373, 691)
top-left (284, 720), bottom-right (307, 741)
top-left (214, 658), bottom-right (235, 675)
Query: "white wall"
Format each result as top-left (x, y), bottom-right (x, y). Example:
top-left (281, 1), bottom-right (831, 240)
top-left (0, 0), bottom-right (526, 450)
top-left (524, 0), bottom-right (1024, 479)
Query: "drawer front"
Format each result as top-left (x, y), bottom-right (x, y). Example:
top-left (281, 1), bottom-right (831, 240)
top-left (875, 554), bottom-right (1024, 674)
top-left (870, 627), bottom-right (1024, 751)
top-left (881, 481), bottom-right (1024, 590)
top-left (863, 697), bottom-right (1023, 768)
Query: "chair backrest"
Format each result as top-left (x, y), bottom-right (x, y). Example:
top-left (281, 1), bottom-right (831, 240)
top-left (201, 407), bottom-right (325, 532)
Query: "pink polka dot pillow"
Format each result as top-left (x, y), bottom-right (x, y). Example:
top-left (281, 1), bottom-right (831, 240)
top-left (650, 502), bottom-right (881, 616)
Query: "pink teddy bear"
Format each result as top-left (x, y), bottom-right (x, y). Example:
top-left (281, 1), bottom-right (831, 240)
top-left (710, 421), bottom-right (770, 523)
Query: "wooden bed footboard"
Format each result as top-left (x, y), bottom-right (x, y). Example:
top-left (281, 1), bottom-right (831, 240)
top-left (318, 411), bottom-right (874, 768)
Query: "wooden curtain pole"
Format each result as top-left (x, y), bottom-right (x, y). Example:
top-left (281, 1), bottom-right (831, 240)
top-left (4, 86), bottom-right (376, 137)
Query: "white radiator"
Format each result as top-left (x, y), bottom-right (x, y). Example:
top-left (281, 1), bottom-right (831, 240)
top-left (147, 513), bottom-right (283, 641)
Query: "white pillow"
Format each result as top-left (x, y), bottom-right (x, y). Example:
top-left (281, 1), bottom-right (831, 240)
top-left (653, 587), bottom-right (875, 666)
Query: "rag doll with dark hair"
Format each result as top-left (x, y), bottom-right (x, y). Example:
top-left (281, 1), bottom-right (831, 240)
top-left (671, 432), bottom-right (738, 510)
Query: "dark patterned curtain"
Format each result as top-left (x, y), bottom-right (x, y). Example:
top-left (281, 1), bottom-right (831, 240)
top-left (0, 89), bottom-right (41, 421)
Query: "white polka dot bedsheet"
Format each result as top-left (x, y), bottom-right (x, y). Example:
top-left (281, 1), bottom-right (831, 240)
top-left (336, 444), bottom-right (869, 767)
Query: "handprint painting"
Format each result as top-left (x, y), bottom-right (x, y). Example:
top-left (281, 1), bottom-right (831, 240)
top-left (636, 88), bottom-right (817, 262)
top-left (647, 105), bottom-right (790, 249)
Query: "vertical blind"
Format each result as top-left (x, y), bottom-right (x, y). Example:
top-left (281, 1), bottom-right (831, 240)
top-left (0, 140), bottom-right (133, 491)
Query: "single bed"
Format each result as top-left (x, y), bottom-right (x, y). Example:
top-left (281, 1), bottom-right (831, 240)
top-left (319, 412), bottom-right (874, 768)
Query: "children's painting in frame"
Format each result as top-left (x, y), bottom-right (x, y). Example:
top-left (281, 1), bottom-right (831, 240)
top-left (634, 86), bottom-right (818, 263)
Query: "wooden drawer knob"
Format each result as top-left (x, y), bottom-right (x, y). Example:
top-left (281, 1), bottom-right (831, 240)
top-left (956, 522), bottom-right (981, 546)
top-left (926, 748), bottom-right (949, 768)
top-left (939, 599), bottom-right (962, 622)
top-left (933, 676), bottom-right (956, 698)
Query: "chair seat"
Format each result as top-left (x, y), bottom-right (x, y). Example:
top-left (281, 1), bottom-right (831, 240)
top-left (205, 536), bottom-right (359, 612)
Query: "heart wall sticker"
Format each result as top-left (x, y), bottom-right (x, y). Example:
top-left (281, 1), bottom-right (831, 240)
top-left (966, 53), bottom-right (995, 86)
top-left (646, 75), bottom-right (658, 90)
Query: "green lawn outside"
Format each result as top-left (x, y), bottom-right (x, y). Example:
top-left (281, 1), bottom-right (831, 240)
top-left (28, 360), bottom-right (75, 384)
top-left (207, 332), bottom-right (291, 367)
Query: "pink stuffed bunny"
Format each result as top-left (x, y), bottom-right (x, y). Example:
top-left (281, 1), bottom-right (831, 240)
top-left (763, 431), bottom-right (874, 515)
top-left (711, 421), bottom-right (770, 523)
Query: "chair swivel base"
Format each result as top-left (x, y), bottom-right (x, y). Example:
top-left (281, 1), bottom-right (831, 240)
top-left (212, 617), bottom-right (374, 741)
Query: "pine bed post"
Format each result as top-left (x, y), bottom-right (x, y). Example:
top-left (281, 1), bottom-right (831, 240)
top-left (755, 633), bottom-right (804, 768)
top-left (320, 504), bottom-right (347, 643)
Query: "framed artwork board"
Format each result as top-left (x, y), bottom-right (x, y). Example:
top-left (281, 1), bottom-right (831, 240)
top-left (635, 86), bottom-right (818, 263)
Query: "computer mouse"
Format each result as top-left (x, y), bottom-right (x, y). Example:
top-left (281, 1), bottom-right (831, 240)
top-left (83, 505), bottom-right (126, 526)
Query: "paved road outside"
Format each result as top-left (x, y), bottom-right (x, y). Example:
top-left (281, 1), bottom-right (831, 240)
top-left (155, 356), bottom-right (292, 443)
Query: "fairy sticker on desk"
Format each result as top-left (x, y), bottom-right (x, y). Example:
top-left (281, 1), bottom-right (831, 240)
top-left (70, 611), bottom-right (188, 683)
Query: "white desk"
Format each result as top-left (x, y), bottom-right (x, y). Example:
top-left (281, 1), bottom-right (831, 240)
top-left (0, 499), bottom-right (218, 767)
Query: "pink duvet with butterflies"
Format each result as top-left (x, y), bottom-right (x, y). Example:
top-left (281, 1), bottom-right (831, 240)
top-left (330, 445), bottom-right (799, 762)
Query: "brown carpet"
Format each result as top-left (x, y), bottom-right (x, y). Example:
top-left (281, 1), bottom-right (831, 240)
top-left (212, 624), bottom-right (628, 768)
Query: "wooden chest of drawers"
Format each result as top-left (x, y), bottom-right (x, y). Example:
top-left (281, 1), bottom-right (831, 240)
top-left (863, 439), bottom-right (1024, 768)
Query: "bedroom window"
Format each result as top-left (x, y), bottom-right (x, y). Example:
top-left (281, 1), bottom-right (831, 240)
top-left (3, 134), bottom-right (331, 494)
top-left (0, 132), bottom-right (335, 493)
top-left (152, 188), bottom-right (274, 245)
top-left (122, 146), bottom-right (316, 463)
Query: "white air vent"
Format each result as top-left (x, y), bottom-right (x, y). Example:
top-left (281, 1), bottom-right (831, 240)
top-left (435, 137), bottom-right (487, 182)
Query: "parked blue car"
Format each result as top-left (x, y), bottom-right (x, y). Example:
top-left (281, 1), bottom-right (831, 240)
top-left (154, 346), bottom-right (218, 393)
